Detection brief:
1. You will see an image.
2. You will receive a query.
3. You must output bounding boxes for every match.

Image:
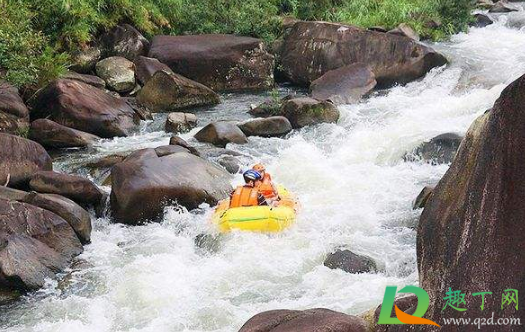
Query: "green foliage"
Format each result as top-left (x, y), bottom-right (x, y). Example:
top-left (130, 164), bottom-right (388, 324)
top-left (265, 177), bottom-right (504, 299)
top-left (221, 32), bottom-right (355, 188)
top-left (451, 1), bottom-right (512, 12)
top-left (0, 0), bottom-right (472, 89)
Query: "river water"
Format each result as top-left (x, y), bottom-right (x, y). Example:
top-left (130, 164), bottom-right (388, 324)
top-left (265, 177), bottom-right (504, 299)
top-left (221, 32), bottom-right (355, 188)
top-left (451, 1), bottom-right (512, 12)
top-left (2, 8), bottom-right (525, 332)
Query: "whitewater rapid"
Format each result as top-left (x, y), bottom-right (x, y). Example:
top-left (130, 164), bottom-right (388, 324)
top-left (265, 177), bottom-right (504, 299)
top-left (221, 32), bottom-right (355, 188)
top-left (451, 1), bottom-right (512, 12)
top-left (2, 8), bottom-right (525, 332)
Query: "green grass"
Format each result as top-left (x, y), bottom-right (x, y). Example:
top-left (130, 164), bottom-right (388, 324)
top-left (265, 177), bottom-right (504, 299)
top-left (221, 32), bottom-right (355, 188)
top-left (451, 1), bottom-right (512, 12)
top-left (0, 0), bottom-right (473, 90)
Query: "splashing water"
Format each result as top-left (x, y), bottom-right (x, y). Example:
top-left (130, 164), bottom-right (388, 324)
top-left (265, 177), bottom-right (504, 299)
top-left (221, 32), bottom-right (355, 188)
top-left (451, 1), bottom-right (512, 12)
top-left (2, 11), bottom-right (525, 332)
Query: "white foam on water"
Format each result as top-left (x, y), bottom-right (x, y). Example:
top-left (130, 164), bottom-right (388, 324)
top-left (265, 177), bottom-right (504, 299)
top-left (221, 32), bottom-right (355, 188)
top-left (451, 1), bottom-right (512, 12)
top-left (2, 14), bottom-right (525, 332)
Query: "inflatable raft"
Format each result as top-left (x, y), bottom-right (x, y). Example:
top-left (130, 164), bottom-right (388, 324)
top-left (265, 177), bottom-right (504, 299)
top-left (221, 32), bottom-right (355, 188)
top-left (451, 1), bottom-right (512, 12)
top-left (211, 185), bottom-right (298, 233)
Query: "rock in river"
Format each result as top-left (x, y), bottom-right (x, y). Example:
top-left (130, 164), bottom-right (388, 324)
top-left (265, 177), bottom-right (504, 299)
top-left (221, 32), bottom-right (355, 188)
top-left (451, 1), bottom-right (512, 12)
top-left (239, 116), bottom-right (292, 137)
top-left (96, 56), bottom-right (136, 93)
top-left (324, 249), bottom-right (377, 274)
top-left (30, 119), bottom-right (99, 149)
top-left (280, 97), bottom-right (339, 129)
top-left (148, 34), bottom-right (274, 92)
top-left (110, 150), bottom-right (232, 225)
top-left (165, 112), bottom-right (198, 134)
top-left (194, 122), bottom-right (248, 147)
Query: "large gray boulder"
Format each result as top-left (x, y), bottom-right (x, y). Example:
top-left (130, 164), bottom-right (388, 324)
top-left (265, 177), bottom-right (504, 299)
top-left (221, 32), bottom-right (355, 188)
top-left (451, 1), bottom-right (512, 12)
top-left (96, 56), bottom-right (136, 93)
top-left (194, 122), bottom-right (248, 147)
top-left (240, 308), bottom-right (367, 332)
top-left (0, 133), bottom-right (52, 188)
top-left (29, 171), bottom-right (104, 207)
top-left (239, 116), bottom-right (292, 137)
top-left (405, 133), bottom-right (463, 165)
top-left (148, 34), bottom-right (274, 92)
top-left (277, 21), bottom-right (447, 87)
top-left (0, 199), bottom-right (82, 292)
top-left (137, 71), bottom-right (220, 112)
top-left (280, 97), bottom-right (340, 128)
top-left (31, 79), bottom-right (139, 138)
top-left (99, 24), bottom-right (150, 60)
top-left (310, 63), bottom-right (377, 104)
top-left (110, 150), bottom-right (232, 225)
top-left (0, 82), bottom-right (29, 135)
top-left (29, 119), bottom-right (99, 149)
top-left (324, 249), bottom-right (377, 274)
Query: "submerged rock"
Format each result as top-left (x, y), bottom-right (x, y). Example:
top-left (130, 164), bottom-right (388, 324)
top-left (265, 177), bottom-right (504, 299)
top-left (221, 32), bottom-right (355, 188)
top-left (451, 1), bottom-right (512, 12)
top-left (29, 171), bottom-right (104, 208)
top-left (165, 112), bottom-right (198, 133)
top-left (30, 119), bottom-right (99, 148)
top-left (324, 249), bottom-right (377, 274)
top-left (277, 21), bottom-right (447, 87)
top-left (31, 79), bottom-right (138, 138)
top-left (239, 116), bottom-right (292, 137)
top-left (405, 133), bottom-right (463, 165)
top-left (280, 97), bottom-right (339, 128)
top-left (110, 150), bottom-right (232, 224)
top-left (310, 63), bottom-right (377, 104)
top-left (0, 133), bottom-right (52, 188)
top-left (99, 24), bottom-right (149, 60)
top-left (0, 199), bottom-right (82, 292)
top-left (137, 70), bottom-right (220, 112)
top-left (148, 34), bottom-right (274, 92)
top-left (417, 73), bottom-right (525, 328)
top-left (96, 56), bottom-right (136, 93)
top-left (194, 122), bottom-right (248, 147)
top-left (240, 308), bottom-right (367, 332)
top-left (489, 0), bottom-right (519, 13)
top-left (471, 13), bottom-right (494, 28)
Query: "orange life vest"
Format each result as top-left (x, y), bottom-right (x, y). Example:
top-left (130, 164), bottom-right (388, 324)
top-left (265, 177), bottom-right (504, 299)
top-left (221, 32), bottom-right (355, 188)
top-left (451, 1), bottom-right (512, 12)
top-left (230, 186), bottom-right (260, 208)
top-left (257, 173), bottom-right (277, 199)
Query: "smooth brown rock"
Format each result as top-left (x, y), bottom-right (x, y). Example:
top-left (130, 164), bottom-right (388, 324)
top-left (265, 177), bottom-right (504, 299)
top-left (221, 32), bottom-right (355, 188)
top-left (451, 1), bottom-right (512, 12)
top-left (239, 116), bottom-right (292, 137)
top-left (240, 308), bottom-right (367, 332)
top-left (0, 82), bottom-right (30, 135)
top-left (310, 64), bottom-right (377, 104)
top-left (31, 79), bottom-right (138, 138)
top-left (110, 151), bottom-right (232, 224)
top-left (194, 122), bottom-right (248, 147)
top-left (0, 199), bottom-right (82, 291)
top-left (29, 171), bottom-right (104, 207)
top-left (148, 34), bottom-right (274, 92)
top-left (169, 135), bottom-right (200, 156)
top-left (278, 21), bottom-right (447, 87)
top-left (280, 97), bottom-right (339, 128)
top-left (417, 74), bottom-right (525, 329)
top-left (154, 145), bottom-right (190, 157)
top-left (137, 71), bottom-right (220, 112)
top-left (62, 71), bottom-right (106, 89)
top-left (30, 119), bottom-right (99, 148)
top-left (99, 24), bottom-right (149, 60)
top-left (0, 133), bottom-right (52, 188)
top-left (134, 56), bottom-right (174, 85)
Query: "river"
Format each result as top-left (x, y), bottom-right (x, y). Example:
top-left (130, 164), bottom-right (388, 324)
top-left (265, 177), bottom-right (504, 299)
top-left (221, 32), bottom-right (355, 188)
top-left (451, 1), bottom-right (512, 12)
top-left (2, 7), bottom-right (525, 332)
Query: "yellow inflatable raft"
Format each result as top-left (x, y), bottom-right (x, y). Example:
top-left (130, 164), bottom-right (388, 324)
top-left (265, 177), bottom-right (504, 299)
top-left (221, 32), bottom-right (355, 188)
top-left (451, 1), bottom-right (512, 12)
top-left (211, 185), bottom-right (298, 233)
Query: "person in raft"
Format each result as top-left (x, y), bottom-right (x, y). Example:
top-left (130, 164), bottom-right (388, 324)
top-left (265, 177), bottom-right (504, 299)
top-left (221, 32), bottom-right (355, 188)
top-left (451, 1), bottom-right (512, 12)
top-left (252, 163), bottom-right (280, 201)
top-left (229, 170), bottom-right (269, 208)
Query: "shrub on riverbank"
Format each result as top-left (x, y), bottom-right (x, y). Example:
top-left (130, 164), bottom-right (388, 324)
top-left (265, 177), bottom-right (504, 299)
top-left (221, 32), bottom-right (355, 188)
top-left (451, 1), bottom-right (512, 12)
top-left (0, 0), bottom-right (472, 89)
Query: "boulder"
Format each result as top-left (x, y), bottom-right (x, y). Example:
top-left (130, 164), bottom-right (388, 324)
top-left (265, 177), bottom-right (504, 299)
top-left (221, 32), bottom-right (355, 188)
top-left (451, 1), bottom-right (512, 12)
top-left (194, 122), bottom-right (248, 147)
top-left (169, 135), bottom-right (201, 156)
top-left (239, 116), bottom-right (292, 137)
top-left (471, 13), bottom-right (494, 28)
top-left (0, 199), bottom-right (82, 291)
top-left (99, 24), bottom-right (149, 60)
top-left (373, 295), bottom-right (418, 332)
top-left (95, 56), bottom-right (136, 93)
top-left (29, 171), bottom-right (104, 207)
top-left (239, 308), bottom-right (367, 332)
top-left (412, 186), bottom-right (434, 210)
top-left (387, 23), bottom-right (420, 41)
top-left (277, 21), bottom-right (447, 87)
top-left (137, 71), bottom-right (220, 112)
top-left (417, 74), bottom-right (525, 328)
top-left (29, 119), bottom-right (99, 148)
top-left (280, 97), bottom-right (340, 128)
top-left (248, 100), bottom-right (282, 118)
top-left (148, 34), bottom-right (275, 92)
top-left (62, 71), bottom-right (105, 89)
top-left (489, 0), bottom-right (519, 12)
top-left (217, 155), bottom-right (242, 174)
top-left (23, 192), bottom-right (92, 245)
top-left (310, 64), bottom-right (377, 105)
top-left (134, 56), bottom-right (173, 85)
top-left (0, 133), bottom-right (52, 188)
top-left (0, 82), bottom-right (29, 135)
top-left (69, 47), bottom-right (101, 73)
top-left (110, 150), bottom-right (232, 224)
top-left (154, 145), bottom-right (190, 157)
top-left (324, 250), bottom-right (377, 274)
top-left (405, 133), bottom-right (463, 165)
top-left (165, 112), bottom-right (198, 133)
top-left (31, 79), bottom-right (138, 138)
top-left (123, 97), bottom-right (153, 120)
